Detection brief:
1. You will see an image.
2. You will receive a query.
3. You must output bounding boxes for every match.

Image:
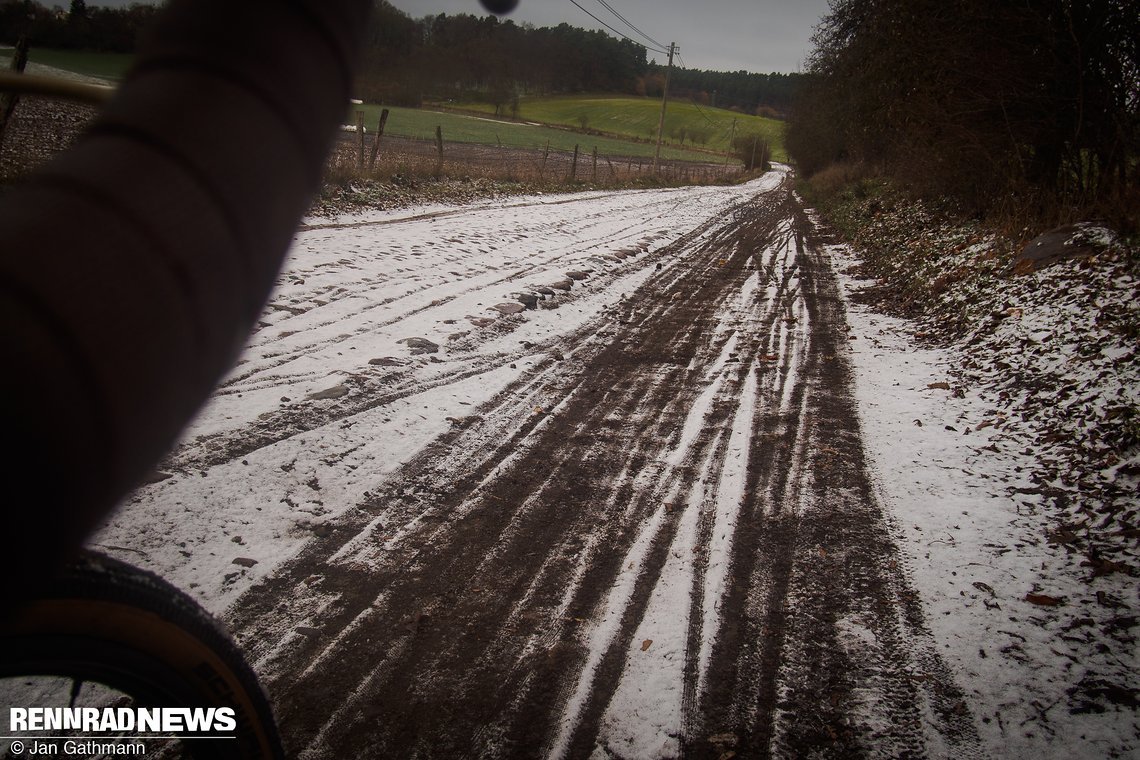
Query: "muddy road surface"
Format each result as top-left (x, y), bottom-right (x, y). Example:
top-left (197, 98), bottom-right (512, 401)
top-left (103, 172), bottom-right (982, 758)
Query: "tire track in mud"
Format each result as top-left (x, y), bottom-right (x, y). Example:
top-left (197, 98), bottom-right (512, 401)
top-left (238, 190), bottom-right (697, 378)
top-left (225, 178), bottom-right (981, 758)
top-left (162, 193), bottom-right (721, 473)
top-left (686, 201), bottom-right (981, 760)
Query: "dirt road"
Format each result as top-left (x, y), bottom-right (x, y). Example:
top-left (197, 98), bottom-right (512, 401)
top-left (102, 173), bottom-right (983, 757)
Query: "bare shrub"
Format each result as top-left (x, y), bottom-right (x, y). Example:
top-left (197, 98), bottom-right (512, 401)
top-left (731, 133), bottom-right (770, 172)
top-left (804, 162), bottom-right (873, 199)
top-left (788, 0), bottom-right (1139, 229)
top-left (323, 134), bottom-right (737, 196)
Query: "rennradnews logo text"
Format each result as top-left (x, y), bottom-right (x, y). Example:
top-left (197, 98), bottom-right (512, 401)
top-left (10, 707), bottom-right (237, 733)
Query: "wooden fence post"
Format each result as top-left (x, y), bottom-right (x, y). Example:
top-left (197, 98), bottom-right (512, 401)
top-left (592, 146), bottom-right (598, 182)
top-left (368, 108), bottom-right (389, 170)
top-left (539, 139), bottom-right (550, 180)
top-left (435, 125), bottom-right (444, 175)
top-left (569, 144), bottom-right (579, 181)
top-left (356, 111), bottom-right (365, 168)
top-left (0, 36), bottom-right (30, 150)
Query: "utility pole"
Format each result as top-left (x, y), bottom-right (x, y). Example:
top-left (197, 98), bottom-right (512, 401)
top-left (723, 117), bottom-right (737, 174)
top-left (652, 42), bottom-right (677, 174)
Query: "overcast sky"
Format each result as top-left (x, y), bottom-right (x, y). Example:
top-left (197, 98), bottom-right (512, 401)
top-left (88, 0), bottom-right (829, 74)
top-left (389, 0), bottom-right (830, 73)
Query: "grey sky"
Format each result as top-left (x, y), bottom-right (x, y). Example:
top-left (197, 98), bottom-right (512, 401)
top-left (88, 0), bottom-right (828, 74)
top-left (389, 0), bottom-right (830, 73)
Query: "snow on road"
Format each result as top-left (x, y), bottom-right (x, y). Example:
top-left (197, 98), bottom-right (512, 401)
top-left (95, 178), bottom-right (774, 609)
top-left (86, 171), bottom-right (1136, 758)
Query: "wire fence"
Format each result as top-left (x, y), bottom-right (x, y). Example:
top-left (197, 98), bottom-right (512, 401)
top-left (0, 93), bottom-right (744, 190)
top-left (331, 122), bottom-right (744, 188)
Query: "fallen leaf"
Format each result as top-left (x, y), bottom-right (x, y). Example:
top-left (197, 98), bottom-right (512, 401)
top-left (641, 639), bottom-right (653, 651)
top-left (927, 382), bottom-right (951, 390)
top-left (1024, 592), bottom-right (1064, 606)
top-left (1047, 529), bottom-right (1079, 545)
top-left (1081, 557), bottom-right (1133, 578)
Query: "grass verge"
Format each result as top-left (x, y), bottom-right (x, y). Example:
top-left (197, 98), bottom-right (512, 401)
top-left (313, 148), bottom-right (754, 217)
top-left (0, 46), bottom-right (133, 80)
top-left (803, 172), bottom-right (1139, 569)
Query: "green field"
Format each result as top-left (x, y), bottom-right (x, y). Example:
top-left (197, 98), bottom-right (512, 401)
top-left (0, 46), bottom-right (133, 80)
top-left (1, 45), bottom-right (780, 166)
top-left (442, 95), bottom-right (787, 161)
top-left (350, 103), bottom-right (742, 164)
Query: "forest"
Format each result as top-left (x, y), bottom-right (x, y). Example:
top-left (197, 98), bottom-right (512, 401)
top-left (0, 0), bottom-right (157, 52)
top-left (785, 0), bottom-right (1138, 225)
top-left (0, 0), bottom-right (799, 116)
top-left (354, 2), bottom-right (798, 114)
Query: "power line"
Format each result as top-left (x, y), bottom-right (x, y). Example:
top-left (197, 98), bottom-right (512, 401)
top-left (592, 0), bottom-right (669, 52)
top-left (568, 0), bottom-right (669, 55)
top-left (671, 52), bottom-right (726, 130)
top-left (691, 100), bottom-right (722, 128)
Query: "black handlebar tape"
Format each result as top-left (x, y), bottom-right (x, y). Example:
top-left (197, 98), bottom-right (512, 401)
top-left (0, 0), bottom-right (372, 601)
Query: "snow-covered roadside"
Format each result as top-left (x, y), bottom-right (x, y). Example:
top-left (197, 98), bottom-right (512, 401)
top-left (827, 238), bottom-right (1139, 757)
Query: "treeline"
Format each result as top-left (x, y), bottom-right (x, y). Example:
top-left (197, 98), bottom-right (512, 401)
top-left (787, 0), bottom-right (1138, 224)
top-left (358, 3), bottom-right (647, 107)
top-left (1, 0), bottom-right (158, 53)
top-left (661, 67), bottom-right (799, 118)
top-left (358, 1), bottom-right (799, 115)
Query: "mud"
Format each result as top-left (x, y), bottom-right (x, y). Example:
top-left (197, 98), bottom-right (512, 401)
top-left (219, 178), bottom-right (980, 758)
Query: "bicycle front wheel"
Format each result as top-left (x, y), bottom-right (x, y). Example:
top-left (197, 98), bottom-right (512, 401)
top-left (0, 551), bottom-right (283, 760)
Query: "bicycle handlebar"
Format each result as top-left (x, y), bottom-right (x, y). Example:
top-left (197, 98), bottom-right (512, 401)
top-left (0, 0), bottom-right (372, 602)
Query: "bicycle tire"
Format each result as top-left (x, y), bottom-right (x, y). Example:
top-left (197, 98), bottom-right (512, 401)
top-left (0, 551), bottom-right (283, 760)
